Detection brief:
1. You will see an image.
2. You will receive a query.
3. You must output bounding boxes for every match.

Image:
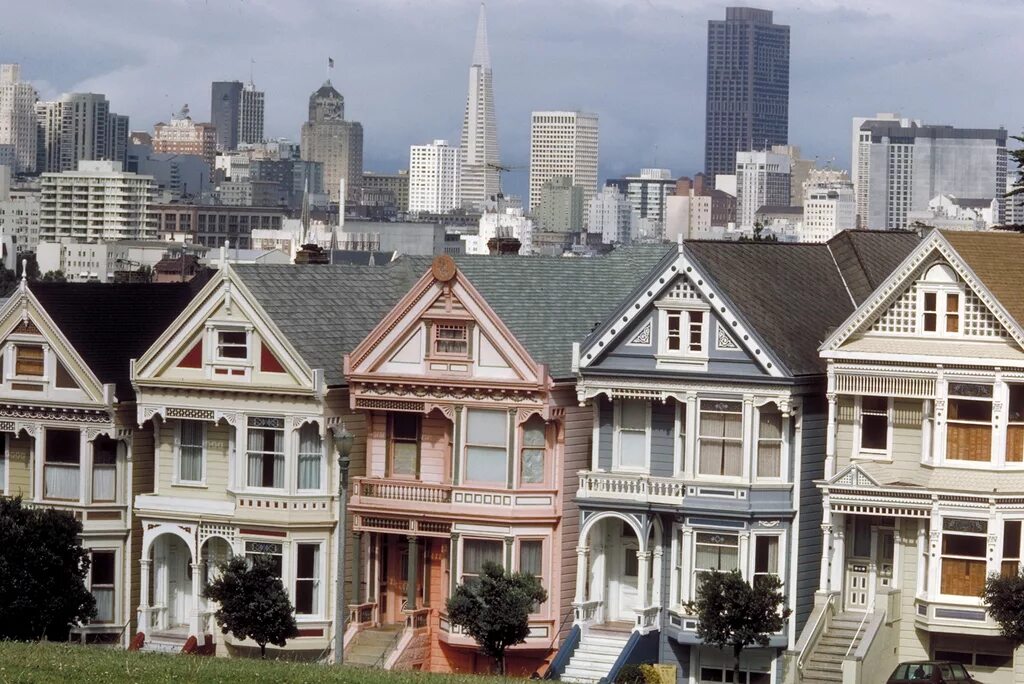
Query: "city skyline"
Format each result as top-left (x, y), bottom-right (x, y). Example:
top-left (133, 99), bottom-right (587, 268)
top-left (2, 0), bottom-right (1021, 200)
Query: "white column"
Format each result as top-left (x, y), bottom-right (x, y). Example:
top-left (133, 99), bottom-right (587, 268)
top-left (825, 392), bottom-right (838, 478)
top-left (830, 514), bottom-right (846, 593)
top-left (138, 558), bottom-right (152, 633)
top-left (33, 427), bottom-right (44, 501)
top-left (651, 546), bottom-right (663, 607)
top-left (636, 551), bottom-right (651, 611)
top-left (80, 430), bottom-right (91, 505)
top-left (574, 546), bottom-right (590, 604)
top-left (742, 396), bottom-right (754, 482)
top-left (927, 502), bottom-right (941, 598)
top-left (916, 519), bottom-right (927, 598)
top-left (684, 393), bottom-right (697, 479)
top-left (190, 562), bottom-right (202, 636)
top-left (680, 528), bottom-right (694, 603)
top-left (921, 399), bottom-right (933, 464)
top-left (234, 419), bottom-right (246, 489)
top-left (820, 495), bottom-right (834, 592)
top-left (739, 530), bottom-right (751, 578)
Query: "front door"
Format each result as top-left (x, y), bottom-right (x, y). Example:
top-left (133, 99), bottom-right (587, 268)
top-left (609, 537), bottom-right (639, 622)
top-left (165, 537), bottom-right (192, 628)
top-left (381, 536), bottom-right (408, 624)
top-left (845, 517), bottom-right (896, 612)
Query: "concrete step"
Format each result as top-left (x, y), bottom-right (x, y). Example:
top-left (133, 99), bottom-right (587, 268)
top-left (574, 643), bottom-right (625, 657)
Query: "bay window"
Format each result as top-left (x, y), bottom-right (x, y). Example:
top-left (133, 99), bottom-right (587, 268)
top-left (297, 423), bottom-right (322, 490)
top-left (519, 416), bottom-right (546, 485)
top-left (464, 409), bottom-right (508, 484)
top-left (945, 383), bottom-right (993, 462)
top-left (245, 541), bottom-right (283, 578)
top-left (44, 428), bottom-right (80, 500)
top-left (389, 413), bottom-right (420, 478)
top-left (519, 540), bottom-right (544, 612)
top-left (615, 399), bottom-right (648, 470)
top-left (294, 543), bottom-right (321, 616)
top-left (92, 436), bottom-right (117, 502)
top-left (698, 401), bottom-right (743, 477)
top-left (247, 417), bottom-right (285, 489)
top-left (940, 518), bottom-right (987, 597)
top-left (462, 538), bottom-right (503, 584)
top-left (694, 531), bottom-right (739, 592)
top-left (756, 406), bottom-right (782, 478)
top-left (176, 420), bottom-right (205, 484)
top-left (1002, 521), bottom-right (1021, 578)
top-left (89, 550), bottom-right (116, 623)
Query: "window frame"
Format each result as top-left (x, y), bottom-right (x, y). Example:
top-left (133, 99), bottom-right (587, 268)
top-left (696, 399), bottom-right (744, 479)
top-left (918, 285), bottom-right (962, 336)
top-left (462, 408), bottom-right (509, 485)
top-left (943, 382), bottom-right (994, 466)
top-left (516, 538), bottom-right (546, 615)
top-left (613, 399), bottom-right (651, 473)
top-left (656, 306), bottom-right (710, 366)
top-left (939, 517), bottom-right (988, 599)
top-left (387, 412), bottom-right (421, 479)
top-left (245, 540), bottom-right (284, 579)
top-left (293, 541), bottom-right (324, 618)
top-left (296, 421), bottom-right (324, 492)
top-left (175, 419), bottom-right (207, 486)
top-left (87, 548), bottom-right (118, 624)
top-left (430, 321), bottom-right (471, 359)
top-left (214, 327), bottom-right (251, 363)
top-left (13, 343), bottom-right (45, 378)
top-left (245, 416), bottom-right (286, 490)
top-left (692, 530), bottom-right (740, 597)
top-left (518, 415), bottom-right (548, 487)
top-left (754, 404), bottom-right (784, 481)
top-left (853, 395), bottom-right (893, 460)
top-left (460, 537), bottom-right (505, 584)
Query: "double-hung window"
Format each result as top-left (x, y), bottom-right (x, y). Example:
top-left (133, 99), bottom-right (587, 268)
top-left (464, 409), bottom-right (508, 484)
top-left (661, 309), bottom-right (707, 361)
top-left (615, 399), bottom-right (648, 470)
top-left (859, 396), bottom-right (890, 453)
top-left (44, 428), bottom-right (80, 500)
top-left (433, 323), bottom-right (469, 357)
top-left (698, 401), bottom-right (743, 477)
top-left (294, 543), bottom-right (321, 616)
top-left (940, 518), bottom-right (987, 597)
top-left (247, 417), bottom-right (285, 488)
top-left (1007, 385), bottom-right (1024, 463)
top-left (245, 541), bottom-right (284, 578)
top-left (921, 290), bottom-right (960, 334)
top-left (945, 383), bottom-right (993, 463)
top-left (518, 540), bottom-right (544, 612)
top-left (389, 413), bottom-right (420, 478)
top-left (694, 531), bottom-right (739, 592)
top-left (89, 550), bottom-right (116, 623)
top-left (216, 329), bottom-right (248, 360)
top-left (1002, 521), bottom-right (1022, 578)
top-left (177, 420), bottom-right (205, 484)
top-left (297, 423), bottom-right (322, 490)
top-left (462, 538), bottom-right (503, 584)
top-left (15, 345), bottom-right (44, 376)
top-left (753, 536), bottom-right (780, 588)
top-left (756, 406), bottom-right (782, 478)
top-left (92, 436), bottom-right (117, 502)
top-left (519, 416), bottom-right (546, 485)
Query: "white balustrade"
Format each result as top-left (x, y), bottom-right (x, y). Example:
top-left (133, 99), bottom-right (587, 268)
top-left (573, 599), bottom-right (601, 625)
top-left (636, 606), bottom-right (661, 634)
top-left (577, 471), bottom-right (685, 505)
top-left (357, 478), bottom-right (452, 504)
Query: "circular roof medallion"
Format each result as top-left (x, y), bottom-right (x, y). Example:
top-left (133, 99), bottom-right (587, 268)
top-left (431, 255), bottom-right (457, 282)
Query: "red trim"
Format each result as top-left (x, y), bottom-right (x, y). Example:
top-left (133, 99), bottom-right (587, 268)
top-left (239, 528), bottom-right (287, 537)
top-left (296, 628), bottom-right (324, 637)
top-left (260, 341), bottom-right (286, 373)
top-left (179, 340), bottom-right (203, 368)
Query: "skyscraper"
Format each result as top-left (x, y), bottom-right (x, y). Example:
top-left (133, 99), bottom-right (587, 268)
top-left (735, 149), bottom-right (791, 228)
top-left (0, 64), bottom-right (39, 173)
top-left (35, 93), bottom-right (129, 173)
top-left (704, 7), bottom-right (790, 181)
top-left (300, 80), bottom-right (363, 203)
top-left (409, 139), bottom-right (460, 214)
top-left (211, 81), bottom-right (243, 150)
top-left (851, 113), bottom-right (920, 227)
top-left (459, 4), bottom-right (500, 211)
top-left (528, 111), bottom-right (599, 214)
top-left (239, 81), bottom-right (265, 145)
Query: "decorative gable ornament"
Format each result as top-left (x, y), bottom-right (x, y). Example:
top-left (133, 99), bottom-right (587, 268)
top-left (627, 319), bottom-right (652, 346)
top-left (431, 254), bottom-right (457, 283)
top-left (716, 327), bottom-right (739, 350)
top-left (830, 463), bottom-right (881, 489)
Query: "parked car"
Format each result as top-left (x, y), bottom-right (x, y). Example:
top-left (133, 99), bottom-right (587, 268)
top-left (886, 661), bottom-right (977, 683)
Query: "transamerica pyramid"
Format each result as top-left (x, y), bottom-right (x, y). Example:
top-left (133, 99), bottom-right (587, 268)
top-left (458, 3), bottom-right (500, 211)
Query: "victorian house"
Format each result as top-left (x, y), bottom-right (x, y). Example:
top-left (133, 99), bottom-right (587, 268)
top-left (0, 277), bottom-right (203, 645)
top-left (795, 230), bottom-right (1024, 684)
top-left (554, 233), bottom-right (919, 684)
top-left (342, 248), bottom-right (672, 674)
top-left (128, 258), bottom-right (423, 654)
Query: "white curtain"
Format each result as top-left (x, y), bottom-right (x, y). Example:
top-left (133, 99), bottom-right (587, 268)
top-left (179, 420), bottom-right (203, 482)
top-left (519, 540), bottom-right (542, 576)
top-left (92, 465), bottom-right (115, 502)
top-left (466, 409), bottom-right (507, 483)
top-left (463, 539), bottom-right (503, 576)
top-left (699, 408), bottom-right (742, 476)
top-left (297, 424), bottom-right (322, 489)
top-left (247, 426), bottom-right (284, 488)
top-left (757, 409), bottom-right (782, 478)
top-left (247, 428), bottom-right (263, 487)
top-left (45, 464), bottom-right (79, 500)
top-left (92, 588), bottom-right (114, 623)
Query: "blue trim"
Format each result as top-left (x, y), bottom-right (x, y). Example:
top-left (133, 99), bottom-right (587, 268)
top-left (546, 624), bottom-right (581, 680)
top-left (600, 629), bottom-right (660, 684)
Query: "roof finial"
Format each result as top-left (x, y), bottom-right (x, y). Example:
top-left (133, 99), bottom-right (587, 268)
top-left (677, 233), bottom-right (684, 253)
top-left (19, 258), bottom-right (27, 290)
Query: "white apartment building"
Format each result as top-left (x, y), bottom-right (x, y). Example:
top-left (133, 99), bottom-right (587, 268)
top-left (800, 168), bottom-right (855, 242)
top-left (735, 150), bottom-right (791, 228)
top-left (40, 161), bottom-right (157, 242)
top-left (0, 64), bottom-right (38, 173)
top-left (0, 189), bottom-right (40, 268)
top-left (664, 190), bottom-right (713, 241)
top-left (604, 168), bottom-right (676, 240)
top-left (408, 139), bottom-right (460, 214)
top-left (528, 110), bottom-right (599, 214)
top-left (851, 113), bottom-right (920, 227)
top-left (465, 203), bottom-right (534, 255)
top-left (587, 185), bottom-right (635, 245)
top-left (907, 194), bottom-right (999, 232)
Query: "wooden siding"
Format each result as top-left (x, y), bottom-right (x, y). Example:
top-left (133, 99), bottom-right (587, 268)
top-left (597, 398), bottom-right (613, 471)
top-left (796, 395), bottom-right (826, 634)
top-left (650, 401), bottom-right (676, 477)
top-left (560, 403), bottom-right (591, 646)
top-left (7, 434), bottom-right (31, 497)
top-left (835, 398), bottom-right (924, 478)
top-left (897, 517), bottom-right (928, 661)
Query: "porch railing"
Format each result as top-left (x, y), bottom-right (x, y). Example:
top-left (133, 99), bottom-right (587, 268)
top-left (404, 607), bottom-right (430, 630)
top-left (356, 478), bottom-right (452, 504)
top-left (635, 606), bottom-right (660, 634)
top-left (577, 471), bottom-right (685, 504)
top-left (349, 601), bottom-right (377, 627)
top-left (44, 463), bottom-right (80, 500)
top-left (572, 599), bottom-right (600, 625)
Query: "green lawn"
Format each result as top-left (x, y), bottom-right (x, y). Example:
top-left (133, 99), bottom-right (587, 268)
top-left (0, 641), bottom-right (517, 684)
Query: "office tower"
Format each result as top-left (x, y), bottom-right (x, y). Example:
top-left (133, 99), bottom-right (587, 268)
top-left (106, 113), bottom-right (130, 165)
top-left (604, 169), bottom-right (677, 240)
top-left (239, 81), bottom-right (264, 145)
top-left (153, 105), bottom-right (217, 168)
top-left (0, 64), bottom-right (39, 173)
top-left (704, 7), bottom-right (790, 181)
top-left (362, 171), bottom-right (410, 213)
top-left (801, 168), bottom-right (855, 242)
top-left (528, 111), bottom-right (599, 214)
top-left (850, 113), bottom-right (919, 227)
top-left (535, 175), bottom-right (584, 233)
top-left (35, 93), bottom-right (128, 173)
top-left (735, 149), bottom-right (791, 227)
top-left (300, 80), bottom-right (363, 203)
top-left (587, 185), bottom-right (635, 245)
top-left (459, 4), bottom-right (500, 210)
top-left (39, 160), bottom-right (157, 241)
top-left (771, 144), bottom-right (813, 206)
top-left (211, 81), bottom-right (243, 150)
top-left (409, 140), bottom-right (460, 214)
top-left (858, 121), bottom-right (1007, 230)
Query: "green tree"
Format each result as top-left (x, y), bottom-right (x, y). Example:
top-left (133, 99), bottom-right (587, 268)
top-left (202, 555), bottom-right (297, 658)
top-left (0, 496), bottom-right (96, 640)
top-left (687, 570), bottom-right (790, 684)
top-left (445, 561), bottom-right (547, 674)
top-left (41, 270), bottom-right (67, 283)
top-left (982, 570), bottom-right (1024, 646)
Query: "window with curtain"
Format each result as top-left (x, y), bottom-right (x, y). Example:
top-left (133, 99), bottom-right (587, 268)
top-left (464, 409), bottom-right (507, 483)
top-left (519, 540), bottom-right (543, 612)
top-left (461, 538), bottom-right (503, 583)
top-left (92, 435), bottom-right (117, 502)
top-left (677, 404), bottom-right (687, 472)
top-left (945, 383), bottom-right (993, 462)
top-left (90, 550), bottom-right (116, 623)
top-left (177, 420), bottom-right (204, 483)
top-left (389, 413), bottom-right (420, 478)
top-left (1002, 521), bottom-right (1021, 578)
top-left (520, 416), bottom-right (546, 485)
top-left (753, 536), bottom-right (779, 588)
top-left (694, 532), bottom-right (739, 592)
top-left (1007, 385), bottom-right (1024, 463)
top-left (698, 401), bottom-right (743, 477)
top-left (245, 541), bottom-right (283, 578)
top-left (756, 406), bottom-right (782, 478)
top-left (433, 323), bottom-right (469, 357)
top-left (616, 399), bottom-right (647, 470)
top-left (860, 396), bottom-right (889, 452)
top-left (295, 543), bottom-right (321, 615)
top-left (247, 417), bottom-right (285, 488)
top-left (297, 423), bottom-right (322, 490)
top-left (44, 428), bottom-right (80, 500)
top-left (940, 518), bottom-right (987, 596)
top-left (15, 345), bottom-right (43, 376)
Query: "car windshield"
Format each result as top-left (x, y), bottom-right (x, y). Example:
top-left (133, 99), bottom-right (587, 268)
top-left (892, 663), bottom-right (935, 680)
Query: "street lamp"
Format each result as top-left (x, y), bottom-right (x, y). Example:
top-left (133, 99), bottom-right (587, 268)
top-left (333, 424), bottom-right (354, 665)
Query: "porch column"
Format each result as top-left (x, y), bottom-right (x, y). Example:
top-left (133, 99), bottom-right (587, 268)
top-left (636, 551), bottom-right (651, 609)
top-left (830, 514), bottom-right (846, 593)
top-left (190, 561), bottom-right (202, 636)
top-left (138, 558), bottom-right (152, 633)
top-left (406, 536), bottom-right (418, 611)
top-left (32, 427), bottom-right (44, 501)
top-left (352, 532), bottom-right (362, 605)
top-left (451, 406), bottom-right (464, 486)
top-left (927, 501), bottom-right (941, 598)
top-left (651, 546), bottom-right (663, 607)
top-left (449, 532), bottom-right (460, 597)
top-left (825, 391), bottom-right (837, 478)
top-left (916, 519), bottom-right (928, 596)
top-left (820, 494), bottom-right (833, 591)
top-left (738, 530), bottom-right (751, 578)
top-left (574, 546), bottom-right (590, 603)
top-left (80, 430), bottom-right (91, 505)
top-left (680, 528), bottom-right (694, 603)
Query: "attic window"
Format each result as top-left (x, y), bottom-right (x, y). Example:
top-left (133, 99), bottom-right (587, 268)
top-left (15, 345), bottom-right (44, 377)
top-left (433, 323), bottom-right (469, 357)
top-left (660, 309), bottom-right (707, 358)
top-left (216, 330), bottom-right (248, 361)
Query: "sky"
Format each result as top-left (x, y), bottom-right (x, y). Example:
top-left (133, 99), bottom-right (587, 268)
top-left (3, 0), bottom-right (1022, 200)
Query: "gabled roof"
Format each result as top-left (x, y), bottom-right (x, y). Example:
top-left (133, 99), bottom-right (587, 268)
top-left (29, 276), bottom-right (210, 400)
top-left (826, 230), bottom-right (922, 304)
top-left (941, 230), bottom-right (1024, 326)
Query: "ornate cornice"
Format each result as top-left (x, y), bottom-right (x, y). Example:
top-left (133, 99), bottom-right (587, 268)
top-left (0, 403), bottom-right (112, 425)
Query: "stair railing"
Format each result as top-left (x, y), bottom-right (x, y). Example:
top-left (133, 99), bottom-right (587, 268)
top-left (796, 593), bottom-right (834, 674)
top-left (845, 598), bottom-right (874, 659)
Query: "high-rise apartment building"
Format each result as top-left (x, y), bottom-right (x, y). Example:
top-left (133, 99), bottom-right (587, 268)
top-left (704, 7), bottom-right (790, 181)
top-left (858, 121), bottom-right (1007, 230)
top-left (735, 149), bottom-right (791, 227)
top-left (39, 160), bottom-right (157, 242)
top-left (35, 93), bottom-right (129, 173)
top-left (587, 185), bottom-right (635, 245)
top-left (851, 113), bottom-right (920, 227)
top-left (152, 105), bottom-right (217, 168)
top-left (210, 81), bottom-right (243, 151)
top-left (801, 168), bottom-right (855, 242)
top-left (535, 175), bottom-right (584, 233)
top-left (604, 169), bottom-right (677, 240)
top-left (528, 111), bottom-right (599, 215)
top-left (300, 80), bottom-right (363, 202)
top-left (409, 140), bottom-right (460, 214)
top-left (239, 82), bottom-right (264, 145)
top-left (0, 64), bottom-right (39, 173)
top-left (459, 4), bottom-right (500, 210)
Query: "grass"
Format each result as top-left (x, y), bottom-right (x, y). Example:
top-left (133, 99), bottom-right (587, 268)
top-left (0, 641), bottom-right (517, 684)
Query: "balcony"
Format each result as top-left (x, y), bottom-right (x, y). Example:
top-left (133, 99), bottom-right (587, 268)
top-left (913, 597), bottom-right (1000, 636)
top-left (577, 470), bottom-right (685, 506)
